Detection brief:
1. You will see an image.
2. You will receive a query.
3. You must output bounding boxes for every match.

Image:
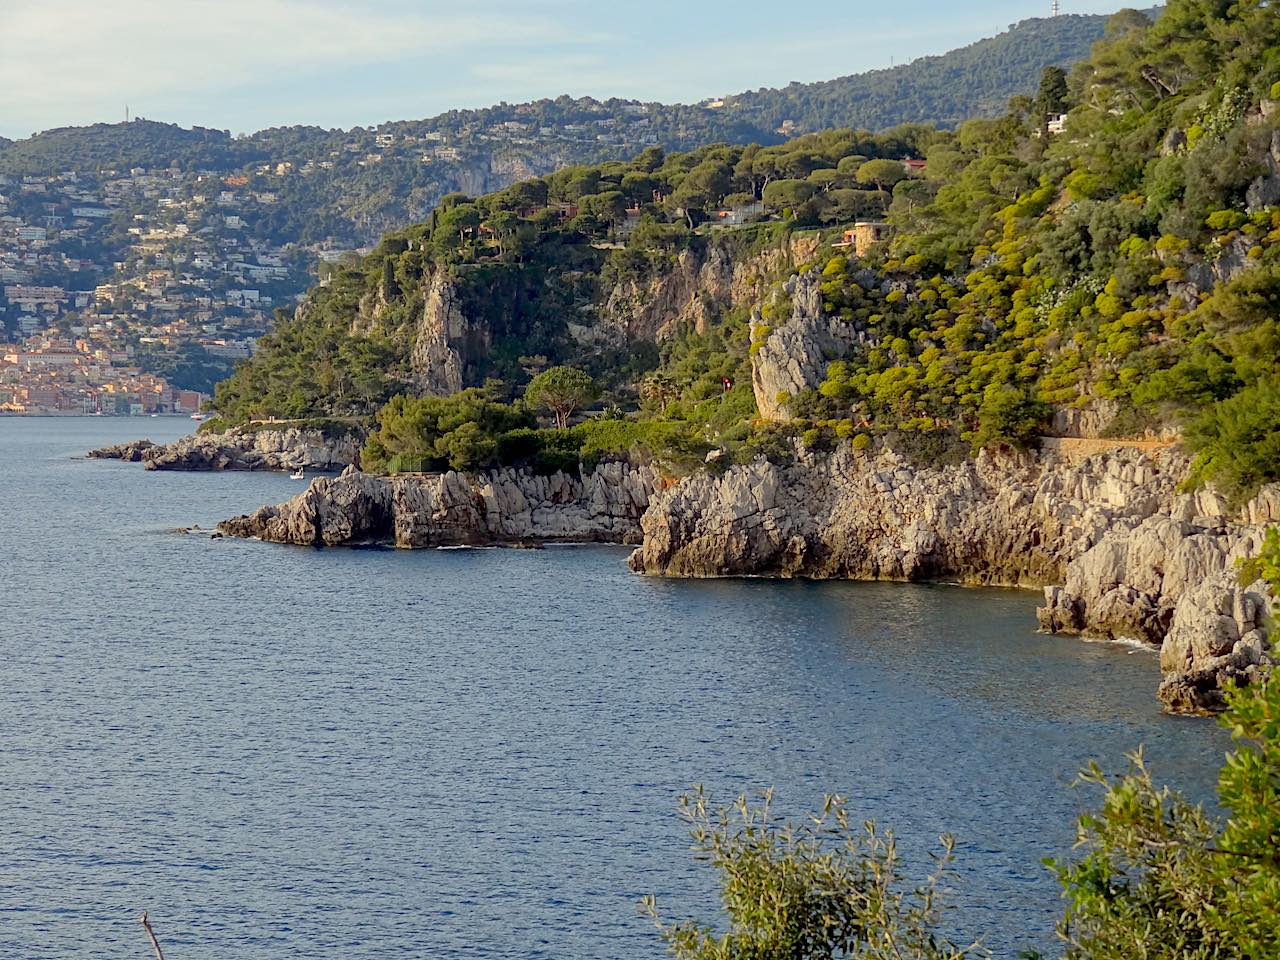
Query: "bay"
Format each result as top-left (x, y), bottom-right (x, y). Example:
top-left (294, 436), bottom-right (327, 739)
top-left (0, 418), bottom-right (1228, 959)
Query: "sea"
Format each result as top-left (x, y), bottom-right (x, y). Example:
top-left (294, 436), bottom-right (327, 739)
top-left (0, 417), bottom-right (1230, 959)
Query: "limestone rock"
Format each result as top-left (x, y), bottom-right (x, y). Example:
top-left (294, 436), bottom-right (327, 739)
top-left (135, 427), bottom-right (363, 472)
top-left (599, 233), bottom-right (824, 344)
top-left (219, 459), bottom-right (661, 549)
top-left (629, 441), bottom-right (1277, 715)
top-left (87, 439), bottom-right (158, 462)
top-left (411, 272), bottom-right (483, 397)
top-left (751, 272), bottom-right (864, 420)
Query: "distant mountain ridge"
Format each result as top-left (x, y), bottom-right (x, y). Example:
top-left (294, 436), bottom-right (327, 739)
top-left (1, 13), bottom-right (1130, 200)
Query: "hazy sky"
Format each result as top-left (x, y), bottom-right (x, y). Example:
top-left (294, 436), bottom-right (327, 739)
top-left (1, 1), bottom-right (1135, 140)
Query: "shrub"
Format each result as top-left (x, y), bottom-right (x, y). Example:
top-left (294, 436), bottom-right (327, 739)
top-left (643, 788), bottom-right (983, 960)
top-left (1049, 667), bottom-right (1280, 960)
top-left (1184, 377), bottom-right (1280, 502)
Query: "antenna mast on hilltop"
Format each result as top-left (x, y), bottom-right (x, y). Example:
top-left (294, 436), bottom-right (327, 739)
top-left (1052, 0), bottom-right (1060, 15)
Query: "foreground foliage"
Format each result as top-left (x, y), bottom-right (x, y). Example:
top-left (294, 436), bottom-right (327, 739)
top-left (1047, 672), bottom-right (1280, 960)
top-left (644, 788), bottom-right (985, 960)
top-left (1045, 529), bottom-right (1280, 959)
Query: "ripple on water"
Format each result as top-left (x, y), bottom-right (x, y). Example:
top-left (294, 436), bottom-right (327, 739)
top-left (0, 418), bottom-right (1229, 960)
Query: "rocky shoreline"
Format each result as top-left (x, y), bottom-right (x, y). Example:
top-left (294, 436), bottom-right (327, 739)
top-left (89, 426), bottom-right (362, 473)
top-left (218, 460), bottom-right (660, 548)
top-left (213, 440), bottom-right (1276, 715)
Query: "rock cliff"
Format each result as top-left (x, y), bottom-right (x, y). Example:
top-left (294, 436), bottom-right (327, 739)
top-left (411, 272), bottom-right (486, 397)
top-left (218, 459), bottom-right (660, 548)
top-left (598, 233), bottom-right (825, 343)
top-left (627, 441), bottom-right (1277, 714)
top-left (751, 271), bottom-right (867, 421)
top-left (89, 427), bottom-right (363, 472)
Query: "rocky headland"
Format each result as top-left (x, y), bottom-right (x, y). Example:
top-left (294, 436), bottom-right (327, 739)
top-left (89, 425), bottom-right (363, 473)
top-left (218, 459), bottom-right (659, 548)
top-left (216, 439), bottom-right (1276, 715)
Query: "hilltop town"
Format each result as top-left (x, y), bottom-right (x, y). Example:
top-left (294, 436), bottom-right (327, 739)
top-left (0, 165), bottom-right (311, 413)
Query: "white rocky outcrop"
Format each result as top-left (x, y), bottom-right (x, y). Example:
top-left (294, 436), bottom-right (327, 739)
top-left (411, 273), bottom-right (483, 397)
top-left (751, 271), bottom-right (867, 421)
top-left (219, 460), bottom-right (661, 548)
top-left (599, 234), bottom-right (825, 344)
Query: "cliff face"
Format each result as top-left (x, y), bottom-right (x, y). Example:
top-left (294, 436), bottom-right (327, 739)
top-left (751, 271), bottom-right (869, 421)
top-left (219, 460), bottom-right (659, 548)
top-left (322, 232), bottom-right (834, 405)
top-left (90, 427), bottom-right (363, 472)
top-left (627, 441), bottom-right (1278, 714)
top-left (411, 273), bottom-right (484, 397)
top-left (597, 234), bottom-right (825, 344)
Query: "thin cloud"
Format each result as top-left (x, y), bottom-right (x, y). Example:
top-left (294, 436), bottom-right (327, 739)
top-left (0, 0), bottom-right (595, 134)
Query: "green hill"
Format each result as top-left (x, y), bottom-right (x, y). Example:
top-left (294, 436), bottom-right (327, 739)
top-left (211, 2), bottom-right (1280, 502)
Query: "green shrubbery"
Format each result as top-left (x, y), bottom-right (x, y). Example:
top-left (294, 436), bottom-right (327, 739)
top-left (210, 2), bottom-right (1280, 497)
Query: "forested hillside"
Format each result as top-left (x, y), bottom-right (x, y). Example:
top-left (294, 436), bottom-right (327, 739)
top-left (211, 1), bottom-right (1280, 505)
top-left (0, 13), bottom-right (1125, 245)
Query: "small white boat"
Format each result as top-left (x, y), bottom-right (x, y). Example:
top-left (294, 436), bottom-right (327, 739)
top-left (290, 468), bottom-right (306, 480)
top-left (191, 413), bottom-right (207, 421)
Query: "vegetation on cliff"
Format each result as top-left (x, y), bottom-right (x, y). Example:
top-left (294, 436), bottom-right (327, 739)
top-left (211, 3), bottom-right (1280, 499)
top-left (209, 125), bottom-right (927, 423)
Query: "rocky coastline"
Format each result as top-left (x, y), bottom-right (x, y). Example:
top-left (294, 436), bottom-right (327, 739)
top-left (628, 441), bottom-right (1276, 715)
top-left (89, 426), bottom-right (362, 473)
top-left (214, 439), bottom-right (1276, 715)
top-left (218, 459), bottom-right (659, 548)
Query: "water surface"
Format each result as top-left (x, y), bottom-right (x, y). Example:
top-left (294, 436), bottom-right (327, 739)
top-left (0, 418), bottom-right (1228, 959)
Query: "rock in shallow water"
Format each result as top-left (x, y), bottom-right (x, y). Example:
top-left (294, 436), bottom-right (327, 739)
top-left (88, 427), bottom-right (363, 472)
top-left (87, 439), bottom-right (158, 462)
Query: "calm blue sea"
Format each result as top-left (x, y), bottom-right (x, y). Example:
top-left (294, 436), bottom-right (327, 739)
top-left (0, 418), bottom-right (1229, 959)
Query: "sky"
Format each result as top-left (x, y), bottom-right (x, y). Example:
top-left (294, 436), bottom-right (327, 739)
top-left (0, 0), bottom-right (1136, 140)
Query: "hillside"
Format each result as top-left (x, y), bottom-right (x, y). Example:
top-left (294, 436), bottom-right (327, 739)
top-left (0, 13), bottom-right (1125, 246)
top-left (682, 12), bottom-right (1147, 132)
top-left (211, 1), bottom-right (1280, 508)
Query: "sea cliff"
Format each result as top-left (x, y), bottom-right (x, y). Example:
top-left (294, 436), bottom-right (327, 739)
top-left (628, 441), bottom-right (1277, 715)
